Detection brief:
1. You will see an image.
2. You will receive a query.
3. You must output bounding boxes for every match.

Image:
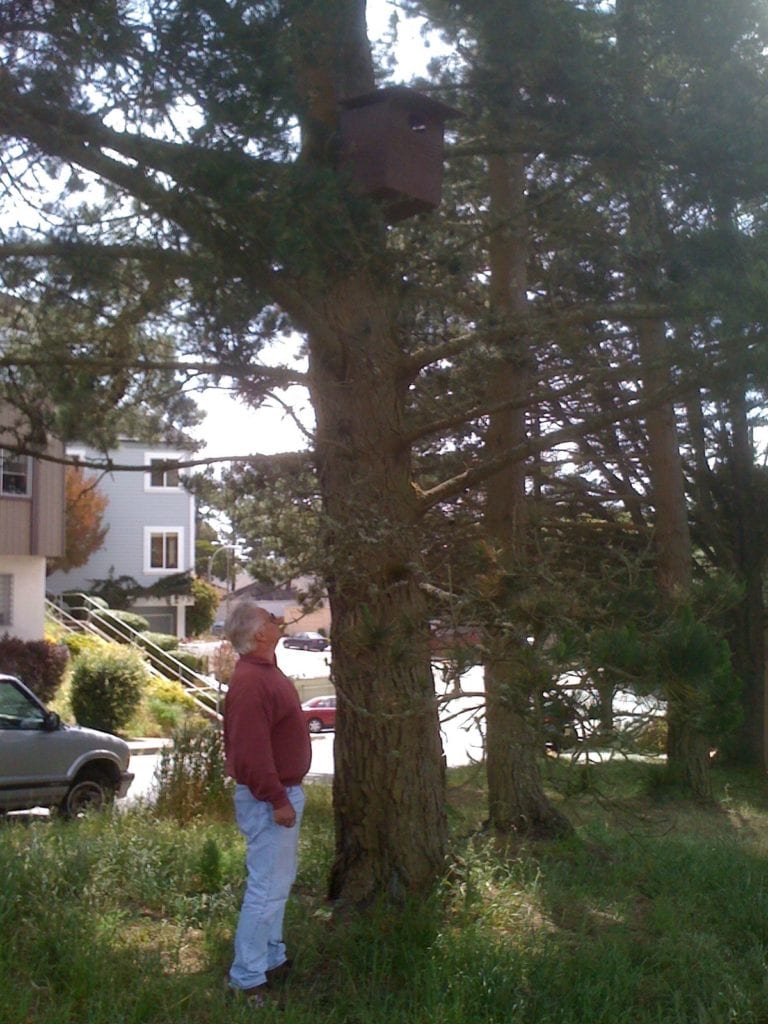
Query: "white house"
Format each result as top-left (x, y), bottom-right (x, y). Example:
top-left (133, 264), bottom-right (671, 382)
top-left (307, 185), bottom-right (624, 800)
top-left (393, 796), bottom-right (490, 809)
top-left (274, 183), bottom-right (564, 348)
top-left (46, 440), bottom-right (196, 637)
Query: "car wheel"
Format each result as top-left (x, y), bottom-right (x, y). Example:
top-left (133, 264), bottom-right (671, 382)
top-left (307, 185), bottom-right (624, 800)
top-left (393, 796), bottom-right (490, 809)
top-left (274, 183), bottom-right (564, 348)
top-left (60, 769), bottom-right (114, 819)
top-left (307, 717), bottom-right (324, 734)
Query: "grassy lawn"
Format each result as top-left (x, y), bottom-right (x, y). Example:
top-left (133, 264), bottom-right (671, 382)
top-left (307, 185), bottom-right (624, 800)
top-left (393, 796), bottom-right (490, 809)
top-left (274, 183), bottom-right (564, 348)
top-left (2, 759), bottom-right (768, 1023)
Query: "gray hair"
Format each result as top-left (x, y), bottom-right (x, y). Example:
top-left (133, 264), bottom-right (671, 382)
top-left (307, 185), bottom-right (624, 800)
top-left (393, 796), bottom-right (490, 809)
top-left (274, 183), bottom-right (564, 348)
top-left (224, 599), bottom-right (269, 654)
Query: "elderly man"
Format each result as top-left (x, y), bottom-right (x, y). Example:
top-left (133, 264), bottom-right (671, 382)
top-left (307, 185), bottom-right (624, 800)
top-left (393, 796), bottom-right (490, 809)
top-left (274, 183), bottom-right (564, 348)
top-left (223, 599), bottom-right (312, 1006)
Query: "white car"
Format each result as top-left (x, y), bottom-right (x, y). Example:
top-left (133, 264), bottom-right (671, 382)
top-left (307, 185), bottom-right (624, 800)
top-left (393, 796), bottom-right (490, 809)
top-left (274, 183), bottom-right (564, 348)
top-left (0, 673), bottom-right (133, 817)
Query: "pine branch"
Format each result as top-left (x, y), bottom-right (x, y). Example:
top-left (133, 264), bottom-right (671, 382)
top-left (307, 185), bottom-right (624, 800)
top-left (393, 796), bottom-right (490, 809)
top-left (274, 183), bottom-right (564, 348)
top-left (416, 380), bottom-right (694, 514)
top-left (0, 76), bottom-right (337, 348)
top-left (0, 444), bottom-right (311, 474)
top-left (0, 352), bottom-right (304, 387)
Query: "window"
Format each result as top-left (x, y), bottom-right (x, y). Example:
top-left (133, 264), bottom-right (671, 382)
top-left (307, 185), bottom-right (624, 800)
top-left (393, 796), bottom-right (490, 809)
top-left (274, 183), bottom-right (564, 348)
top-left (0, 450), bottom-right (30, 496)
top-left (0, 678), bottom-right (44, 730)
top-left (0, 575), bottom-right (12, 627)
top-left (145, 455), bottom-right (181, 490)
top-left (146, 529), bottom-right (182, 572)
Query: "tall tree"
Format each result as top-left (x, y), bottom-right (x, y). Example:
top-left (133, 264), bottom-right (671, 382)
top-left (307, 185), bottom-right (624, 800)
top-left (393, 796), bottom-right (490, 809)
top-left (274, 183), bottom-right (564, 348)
top-left (48, 464), bottom-right (109, 574)
top-left (0, 0), bottom-right (461, 905)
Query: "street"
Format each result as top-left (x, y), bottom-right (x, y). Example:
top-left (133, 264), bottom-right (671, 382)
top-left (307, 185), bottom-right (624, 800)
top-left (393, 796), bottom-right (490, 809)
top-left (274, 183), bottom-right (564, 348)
top-left (126, 658), bottom-right (487, 805)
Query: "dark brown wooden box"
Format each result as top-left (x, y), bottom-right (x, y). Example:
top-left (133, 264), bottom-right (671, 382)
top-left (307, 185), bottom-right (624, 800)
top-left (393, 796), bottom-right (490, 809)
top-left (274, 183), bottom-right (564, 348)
top-left (340, 87), bottom-right (459, 221)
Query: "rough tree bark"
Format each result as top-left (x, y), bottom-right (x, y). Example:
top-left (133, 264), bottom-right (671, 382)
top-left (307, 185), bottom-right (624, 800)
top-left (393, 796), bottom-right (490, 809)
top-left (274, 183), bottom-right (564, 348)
top-left (292, 1), bottom-right (449, 906)
top-left (724, 386), bottom-right (767, 769)
top-left (483, 151), bottom-right (572, 836)
top-left (637, 320), bottom-right (711, 798)
top-left (306, 275), bottom-right (448, 906)
top-left (617, 0), bottom-right (711, 798)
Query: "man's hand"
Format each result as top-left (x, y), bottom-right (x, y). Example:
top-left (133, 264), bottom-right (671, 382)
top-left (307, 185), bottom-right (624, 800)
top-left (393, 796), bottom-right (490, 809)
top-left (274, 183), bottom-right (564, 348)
top-left (273, 802), bottom-right (296, 828)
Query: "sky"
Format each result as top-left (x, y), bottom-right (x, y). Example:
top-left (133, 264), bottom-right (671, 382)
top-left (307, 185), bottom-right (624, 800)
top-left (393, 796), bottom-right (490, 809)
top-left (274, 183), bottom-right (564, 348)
top-left (190, 2), bottom-right (449, 463)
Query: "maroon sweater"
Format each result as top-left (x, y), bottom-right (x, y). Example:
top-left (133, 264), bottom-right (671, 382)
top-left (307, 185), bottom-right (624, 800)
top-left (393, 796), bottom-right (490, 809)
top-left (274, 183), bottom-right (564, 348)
top-left (223, 653), bottom-right (312, 809)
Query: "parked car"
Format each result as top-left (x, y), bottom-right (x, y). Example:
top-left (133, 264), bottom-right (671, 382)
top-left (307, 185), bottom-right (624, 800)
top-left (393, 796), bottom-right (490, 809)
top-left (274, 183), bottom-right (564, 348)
top-left (0, 673), bottom-right (133, 817)
top-left (283, 632), bottom-right (330, 652)
top-left (301, 695), bottom-right (336, 733)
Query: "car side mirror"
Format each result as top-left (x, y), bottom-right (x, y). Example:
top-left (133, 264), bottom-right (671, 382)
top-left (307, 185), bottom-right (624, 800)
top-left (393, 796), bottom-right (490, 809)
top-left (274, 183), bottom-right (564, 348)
top-left (43, 711), bottom-right (61, 732)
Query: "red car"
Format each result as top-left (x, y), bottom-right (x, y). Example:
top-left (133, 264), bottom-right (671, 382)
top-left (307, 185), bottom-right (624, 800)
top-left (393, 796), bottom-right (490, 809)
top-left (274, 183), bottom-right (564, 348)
top-left (301, 695), bottom-right (336, 733)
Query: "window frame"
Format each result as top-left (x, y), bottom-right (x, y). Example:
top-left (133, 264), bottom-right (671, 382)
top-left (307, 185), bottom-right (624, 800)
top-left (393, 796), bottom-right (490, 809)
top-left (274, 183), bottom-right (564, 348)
top-left (144, 527), bottom-right (184, 574)
top-left (144, 452), bottom-right (182, 492)
top-left (0, 449), bottom-right (31, 497)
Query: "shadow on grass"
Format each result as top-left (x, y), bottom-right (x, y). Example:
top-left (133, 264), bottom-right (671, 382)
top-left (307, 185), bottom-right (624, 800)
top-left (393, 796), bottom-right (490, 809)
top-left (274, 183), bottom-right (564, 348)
top-left (2, 763), bottom-right (768, 1023)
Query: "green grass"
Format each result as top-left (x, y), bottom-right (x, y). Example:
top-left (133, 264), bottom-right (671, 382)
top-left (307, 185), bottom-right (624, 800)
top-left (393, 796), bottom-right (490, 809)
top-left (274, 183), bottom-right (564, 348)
top-left (3, 762), bottom-right (768, 1023)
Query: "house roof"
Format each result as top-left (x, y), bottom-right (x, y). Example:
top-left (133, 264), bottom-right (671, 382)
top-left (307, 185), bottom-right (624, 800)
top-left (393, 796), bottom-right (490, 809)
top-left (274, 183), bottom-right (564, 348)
top-left (230, 580), bottom-right (296, 601)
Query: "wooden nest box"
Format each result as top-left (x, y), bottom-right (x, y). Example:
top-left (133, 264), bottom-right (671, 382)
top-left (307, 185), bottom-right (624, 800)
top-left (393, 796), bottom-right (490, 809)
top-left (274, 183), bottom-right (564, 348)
top-left (339, 86), bottom-right (460, 222)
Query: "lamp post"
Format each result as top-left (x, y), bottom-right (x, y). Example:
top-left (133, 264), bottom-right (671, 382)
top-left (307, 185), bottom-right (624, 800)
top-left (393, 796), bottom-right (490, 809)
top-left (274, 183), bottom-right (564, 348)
top-left (207, 543), bottom-right (239, 591)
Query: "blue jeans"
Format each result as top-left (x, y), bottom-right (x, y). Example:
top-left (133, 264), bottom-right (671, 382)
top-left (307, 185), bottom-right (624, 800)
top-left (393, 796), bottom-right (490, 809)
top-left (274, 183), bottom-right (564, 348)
top-left (229, 784), bottom-right (305, 990)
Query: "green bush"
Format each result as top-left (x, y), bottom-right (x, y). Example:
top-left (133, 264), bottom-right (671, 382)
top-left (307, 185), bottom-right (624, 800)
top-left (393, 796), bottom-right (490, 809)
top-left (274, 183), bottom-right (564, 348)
top-left (70, 646), bottom-right (150, 734)
top-left (123, 677), bottom-right (205, 738)
top-left (60, 592), bottom-right (109, 620)
top-left (171, 649), bottom-right (207, 673)
top-left (0, 635), bottom-right (69, 703)
top-left (61, 633), bottom-right (109, 658)
top-left (146, 698), bottom-right (185, 735)
top-left (137, 631), bottom-right (179, 652)
top-left (186, 576), bottom-right (220, 637)
top-left (91, 609), bottom-right (151, 642)
top-left (147, 678), bottom-right (198, 709)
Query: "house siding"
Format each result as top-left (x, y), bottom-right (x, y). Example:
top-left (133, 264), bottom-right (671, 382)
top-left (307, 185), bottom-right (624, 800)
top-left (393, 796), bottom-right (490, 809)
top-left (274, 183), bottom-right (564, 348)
top-left (47, 441), bottom-right (194, 593)
top-left (33, 453), bottom-right (66, 556)
top-left (0, 498), bottom-right (31, 554)
top-left (46, 440), bottom-right (196, 637)
top-left (0, 422), bottom-right (65, 641)
top-left (0, 433), bottom-right (65, 558)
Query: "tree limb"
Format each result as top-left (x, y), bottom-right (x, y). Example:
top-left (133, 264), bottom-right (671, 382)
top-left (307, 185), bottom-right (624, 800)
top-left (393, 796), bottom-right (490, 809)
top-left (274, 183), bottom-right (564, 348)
top-left (415, 381), bottom-right (694, 513)
top-left (0, 353), bottom-right (305, 388)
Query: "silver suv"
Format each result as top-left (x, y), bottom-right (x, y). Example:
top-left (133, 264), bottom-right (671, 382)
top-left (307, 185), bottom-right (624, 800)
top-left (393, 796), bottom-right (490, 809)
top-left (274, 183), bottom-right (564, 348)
top-left (0, 673), bottom-right (133, 817)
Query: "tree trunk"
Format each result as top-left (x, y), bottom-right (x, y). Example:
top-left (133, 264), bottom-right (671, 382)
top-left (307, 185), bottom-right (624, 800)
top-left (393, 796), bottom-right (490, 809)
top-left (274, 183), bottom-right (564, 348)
top-left (636, 321), bottom-right (692, 602)
top-left (616, 0), bottom-right (709, 798)
top-left (307, 275), bottom-right (448, 907)
top-left (483, 151), bottom-right (571, 837)
top-left (637, 320), bottom-right (711, 799)
top-left (666, 714), bottom-right (713, 796)
top-left (725, 386), bottom-right (767, 768)
top-left (284, 0), bottom-right (449, 907)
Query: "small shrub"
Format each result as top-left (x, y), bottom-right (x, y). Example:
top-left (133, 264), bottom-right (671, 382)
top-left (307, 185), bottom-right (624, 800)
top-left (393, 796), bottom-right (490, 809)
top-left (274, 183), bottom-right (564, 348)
top-left (0, 635), bottom-right (69, 703)
top-left (92, 609), bottom-right (150, 641)
top-left (211, 640), bottom-right (236, 685)
top-left (197, 836), bottom-right (223, 892)
top-left (631, 715), bottom-right (668, 754)
top-left (70, 646), bottom-right (150, 734)
top-left (147, 698), bottom-right (184, 735)
top-left (61, 633), bottom-right (109, 658)
top-left (186, 576), bottom-right (220, 637)
top-left (147, 678), bottom-right (198, 709)
top-left (154, 720), bottom-right (232, 822)
top-left (137, 631), bottom-right (179, 652)
top-left (171, 649), bottom-right (207, 673)
top-left (60, 592), bottom-right (108, 620)
top-left (139, 678), bottom-right (201, 737)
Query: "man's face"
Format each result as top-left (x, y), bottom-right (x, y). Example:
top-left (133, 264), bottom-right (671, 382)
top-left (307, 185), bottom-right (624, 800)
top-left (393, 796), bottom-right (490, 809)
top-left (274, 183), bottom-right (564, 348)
top-left (257, 611), bottom-right (284, 648)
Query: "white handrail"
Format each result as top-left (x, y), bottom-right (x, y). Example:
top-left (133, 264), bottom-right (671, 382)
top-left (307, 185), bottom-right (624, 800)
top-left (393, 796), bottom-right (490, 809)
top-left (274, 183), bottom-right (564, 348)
top-left (46, 594), bottom-right (223, 721)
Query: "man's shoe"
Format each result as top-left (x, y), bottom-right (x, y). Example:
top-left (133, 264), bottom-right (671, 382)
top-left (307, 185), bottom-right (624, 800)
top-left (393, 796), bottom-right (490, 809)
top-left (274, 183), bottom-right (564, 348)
top-left (227, 983), bottom-right (273, 1008)
top-left (266, 959), bottom-right (293, 984)
top-left (243, 984), bottom-right (272, 1008)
